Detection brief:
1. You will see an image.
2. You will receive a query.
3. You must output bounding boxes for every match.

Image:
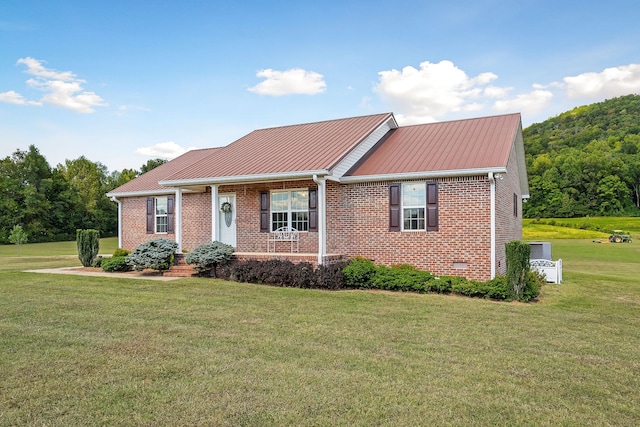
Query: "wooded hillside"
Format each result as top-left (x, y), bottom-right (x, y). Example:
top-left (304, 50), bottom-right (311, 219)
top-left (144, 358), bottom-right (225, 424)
top-left (523, 94), bottom-right (640, 218)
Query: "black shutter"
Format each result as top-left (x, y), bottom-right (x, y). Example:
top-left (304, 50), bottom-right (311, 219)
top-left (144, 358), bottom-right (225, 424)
top-left (146, 197), bottom-right (154, 234)
top-left (426, 182), bottom-right (438, 231)
top-left (260, 191), bottom-right (269, 232)
top-left (167, 196), bottom-right (175, 233)
top-left (389, 184), bottom-right (401, 231)
top-left (308, 188), bottom-right (318, 232)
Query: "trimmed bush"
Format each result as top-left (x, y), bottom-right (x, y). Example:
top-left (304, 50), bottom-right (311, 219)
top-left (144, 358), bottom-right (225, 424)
top-left (113, 248), bottom-right (130, 257)
top-left (506, 240), bottom-right (531, 301)
top-left (343, 257), bottom-right (377, 288)
top-left (126, 238), bottom-right (178, 272)
top-left (76, 229), bottom-right (100, 267)
top-left (185, 241), bottom-right (234, 277)
top-left (102, 256), bottom-right (133, 272)
top-left (316, 261), bottom-right (349, 290)
top-left (371, 264), bottom-right (434, 293)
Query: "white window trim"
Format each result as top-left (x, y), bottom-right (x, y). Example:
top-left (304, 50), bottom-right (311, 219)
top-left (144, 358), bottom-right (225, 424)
top-left (401, 182), bottom-right (426, 232)
top-left (270, 188), bottom-right (309, 232)
top-left (155, 196), bottom-right (168, 234)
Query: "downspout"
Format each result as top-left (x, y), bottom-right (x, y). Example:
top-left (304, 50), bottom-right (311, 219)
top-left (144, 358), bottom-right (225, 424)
top-left (210, 185), bottom-right (218, 241)
top-left (488, 172), bottom-right (496, 279)
top-left (110, 196), bottom-right (122, 249)
top-left (175, 189), bottom-right (183, 252)
top-left (312, 174), bottom-right (326, 265)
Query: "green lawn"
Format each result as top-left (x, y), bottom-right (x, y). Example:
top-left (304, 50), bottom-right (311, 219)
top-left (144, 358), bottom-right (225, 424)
top-left (0, 232), bottom-right (639, 425)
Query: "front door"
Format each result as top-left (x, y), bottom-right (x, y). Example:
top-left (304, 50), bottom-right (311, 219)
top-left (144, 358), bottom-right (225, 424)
top-left (218, 194), bottom-right (236, 248)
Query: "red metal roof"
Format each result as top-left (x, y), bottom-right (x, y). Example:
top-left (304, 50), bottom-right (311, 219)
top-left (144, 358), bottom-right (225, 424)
top-left (107, 147), bottom-right (221, 195)
top-left (161, 113), bottom-right (393, 182)
top-left (346, 113), bottom-right (521, 177)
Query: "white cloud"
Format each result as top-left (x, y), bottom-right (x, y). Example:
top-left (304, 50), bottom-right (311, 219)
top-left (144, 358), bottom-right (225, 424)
top-left (562, 64), bottom-right (640, 99)
top-left (0, 57), bottom-right (107, 113)
top-left (135, 141), bottom-right (191, 159)
top-left (493, 89), bottom-right (553, 115)
top-left (248, 68), bottom-right (326, 96)
top-left (0, 90), bottom-right (40, 105)
top-left (374, 60), bottom-right (506, 124)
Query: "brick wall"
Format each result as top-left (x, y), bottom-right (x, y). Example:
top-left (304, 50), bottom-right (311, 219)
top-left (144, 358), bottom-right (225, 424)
top-left (326, 178), bottom-right (493, 281)
top-left (494, 143), bottom-right (524, 275)
top-left (119, 168), bottom-right (523, 282)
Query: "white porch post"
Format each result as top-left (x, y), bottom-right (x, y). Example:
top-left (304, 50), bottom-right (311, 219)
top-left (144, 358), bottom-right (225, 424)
top-left (313, 175), bottom-right (327, 265)
top-left (175, 188), bottom-right (183, 252)
top-left (489, 173), bottom-right (496, 279)
top-left (111, 196), bottom-right (122, 248)
top-left (210, 185), bottom-right (218, 242)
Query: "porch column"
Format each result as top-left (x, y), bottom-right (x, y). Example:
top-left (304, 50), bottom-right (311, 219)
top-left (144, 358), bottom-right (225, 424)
top-left (210, 185), bottom-right (218, 242)
top-left (314, 176), bottom-right (327, 265)
top-left (175, 188), bottom-right (183, 252)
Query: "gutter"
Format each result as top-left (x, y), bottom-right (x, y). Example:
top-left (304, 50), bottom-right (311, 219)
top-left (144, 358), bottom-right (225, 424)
top-left (159, 170), bottom-right (330, 187)
top-left (488, 172), bottom-right (496, 279)
top-left (110, 196), bottom-right (123, 249)
top-left (339, 167), bottom-right (507, 184)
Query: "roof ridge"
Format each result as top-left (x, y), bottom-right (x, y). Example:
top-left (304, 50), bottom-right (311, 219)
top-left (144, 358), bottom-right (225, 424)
top-left (398, 112), bottom-right (521, 129)
top-left (253, 112), bottom-right (393, 132)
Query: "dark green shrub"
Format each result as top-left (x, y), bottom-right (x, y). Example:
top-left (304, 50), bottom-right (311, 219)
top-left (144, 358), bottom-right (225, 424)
top-left (113, 248), bottom-right (130, 257)
top-left (76, 229), bottom-right (100, 267)
top-left (521, 270), bottom-right (545, 302)
top-left (185, 241), bottom-right (234, 277)
top-left (505, 240), bottom-right (531, 301)
top-left (369, 264), bottom-right (433, 293)
top-left (343, 257), bottom-right (377, 288)
top-left (91, 256), bottom-right (104, 268)
top-left (102, 256), bottom-right (133, 272)
top-left (126, 238), bottom-right (178, 272)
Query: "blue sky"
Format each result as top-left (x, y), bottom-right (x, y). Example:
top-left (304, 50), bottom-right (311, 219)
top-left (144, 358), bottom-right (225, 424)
top-left (2, 0), bottom-right (640, 172)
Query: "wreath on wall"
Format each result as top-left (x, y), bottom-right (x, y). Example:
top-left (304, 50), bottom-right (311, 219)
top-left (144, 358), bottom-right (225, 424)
top-left (220, 201), bottom-right (232, 214)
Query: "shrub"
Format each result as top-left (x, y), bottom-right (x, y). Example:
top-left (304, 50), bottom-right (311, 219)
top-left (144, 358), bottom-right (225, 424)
top-left (113, 248), bottom-right (130, 257)
top-left (343, 257), bottom-right (377, 288)
top-left (316, 261), bottom-right (349, 290)
top-left (102, 256), bottom-right (133, 272)
top-left (91, 256), bottom-right (104, 268)
top-left (505, 240), bottom-right (531, 301)
top-left (185, 241), bottom-right (234, 277)
top-left (76, 229), bottom-right (100, 267)
top-left (371, 264), bottom-right (433, 293)
top-left (126, 238), bottom-right (178, 272)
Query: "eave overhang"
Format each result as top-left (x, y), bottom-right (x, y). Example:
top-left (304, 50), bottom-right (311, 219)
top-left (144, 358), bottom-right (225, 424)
top-left (338, 167), bottom-right (508, 184)
top-left (159, 169), bottom-right (331, 188)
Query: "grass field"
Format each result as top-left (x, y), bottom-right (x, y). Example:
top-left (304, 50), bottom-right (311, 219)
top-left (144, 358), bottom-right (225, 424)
top-left (0, 227), bottom-right (639, 425)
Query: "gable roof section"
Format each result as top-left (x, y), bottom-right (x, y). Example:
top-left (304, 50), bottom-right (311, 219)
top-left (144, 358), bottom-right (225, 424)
top-left (159, 113), bottom-right (394, 186)
top-left (107, 147), bottom-right (221, 196)
top-left (343, 113), bottom-right (523, 181)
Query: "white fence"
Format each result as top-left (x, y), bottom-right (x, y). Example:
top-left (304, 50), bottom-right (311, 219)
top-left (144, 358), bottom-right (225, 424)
top-left (530, 259), bottom-right (563, 284)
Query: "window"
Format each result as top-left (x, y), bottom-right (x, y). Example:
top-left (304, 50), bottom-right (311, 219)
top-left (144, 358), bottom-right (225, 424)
top-left (402, 182), bottom-right (426, 230)
top-left (389, 182), bottom-right (438, 232)
top-left (270, 190), bottom-right (309, 231)
top-left (146, 196), bottom-right (174, 234)
top-left (155, 196), bottom-right (168, 233)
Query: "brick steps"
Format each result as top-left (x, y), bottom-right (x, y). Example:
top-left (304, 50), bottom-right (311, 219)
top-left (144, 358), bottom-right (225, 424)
top-left (163, 254), bottom-right (199, 277)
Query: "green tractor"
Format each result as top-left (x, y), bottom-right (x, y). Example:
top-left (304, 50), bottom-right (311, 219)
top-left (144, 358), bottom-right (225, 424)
top-left (608, 230), bottom-right (632, 243)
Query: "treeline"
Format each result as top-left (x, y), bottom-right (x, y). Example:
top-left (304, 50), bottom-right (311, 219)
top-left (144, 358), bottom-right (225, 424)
top-left (523, 94), bottom-right (640, 218)
top-left (0, 145), bottom-right (165, 244)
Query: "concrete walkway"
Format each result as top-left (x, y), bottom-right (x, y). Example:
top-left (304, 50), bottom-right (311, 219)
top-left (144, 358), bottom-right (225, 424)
top-left (24, 266), bottom-right (183, 281)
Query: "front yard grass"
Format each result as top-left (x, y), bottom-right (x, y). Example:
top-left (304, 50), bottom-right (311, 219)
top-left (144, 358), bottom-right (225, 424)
top-left (0, 234), bottom-right (639, 425)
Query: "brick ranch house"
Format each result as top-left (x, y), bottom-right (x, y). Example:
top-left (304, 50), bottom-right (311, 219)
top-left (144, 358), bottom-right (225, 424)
top-left (107, 112), bottom-right (529, 281)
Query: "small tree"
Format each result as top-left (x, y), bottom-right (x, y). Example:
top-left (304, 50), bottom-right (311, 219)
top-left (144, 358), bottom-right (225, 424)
top-left (76, 229), bottom-right (100, 267)
top-left (8, 225), bottom-right (28, 255)
top-left (505, 240), bottom-right (531, 301)
top-left (186, 241), bottom-right (234, 277)
top-left (126, 238), bottom-right (178, 272)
